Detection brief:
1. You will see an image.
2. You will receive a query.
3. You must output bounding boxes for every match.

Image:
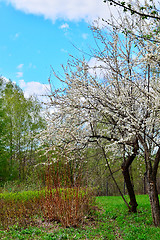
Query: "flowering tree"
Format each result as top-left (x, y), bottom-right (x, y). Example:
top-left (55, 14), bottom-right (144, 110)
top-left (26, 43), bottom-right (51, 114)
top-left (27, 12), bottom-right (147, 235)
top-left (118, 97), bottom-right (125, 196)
top-left (40, 4), bottom-right (160, 225)
top-left (101, 1), bottom-right (160, 225)
top-left (103, 0), bottom-right (160, 21)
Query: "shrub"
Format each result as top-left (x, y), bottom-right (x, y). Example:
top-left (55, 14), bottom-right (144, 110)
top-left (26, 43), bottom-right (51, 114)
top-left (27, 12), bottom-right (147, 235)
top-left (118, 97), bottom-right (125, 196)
top-left (0, 198), bottom-right (41, 229)
top-left (41, 186), bottom-right (94, 227)
top-left (0, 157), bottom-right (95, 229)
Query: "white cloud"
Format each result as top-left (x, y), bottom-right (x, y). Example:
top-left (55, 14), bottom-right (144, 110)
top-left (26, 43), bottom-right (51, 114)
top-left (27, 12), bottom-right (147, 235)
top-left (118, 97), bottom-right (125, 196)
top-left (19, 79), bottom-right (50, 102)
top-left (16, 71), bottom-right (23, 78)
top-left (60, 23), bottom-right (69, 29)
top-left (4, 0), bottom-right (114, 23)
top-left (17, 63), bottom-right (24, 69)
top-left (19, 79), bottom-right (26, 88)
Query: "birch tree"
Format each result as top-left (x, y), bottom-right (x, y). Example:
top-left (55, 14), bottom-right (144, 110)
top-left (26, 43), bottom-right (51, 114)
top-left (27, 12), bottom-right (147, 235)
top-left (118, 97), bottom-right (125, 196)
top-left (0, 78), bottom-right (46, 183)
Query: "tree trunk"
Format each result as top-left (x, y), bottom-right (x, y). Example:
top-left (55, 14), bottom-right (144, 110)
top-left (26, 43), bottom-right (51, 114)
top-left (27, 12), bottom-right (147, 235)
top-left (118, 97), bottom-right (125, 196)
top-left (143, 173), bottom-right (147, 194)
top-left (121, 139), bottom-right (139, 213)
top-left (122, 165), bottom-right (138, 212)
top-left (147, 147), bottom-right (160, 226)
top-left (124, 180), bottom-right (126, 195)
top-left (138, 136), bottom-right (160, 227)
top-left (106, 180), bottom-right (108, 196)
top-left (147, 174), bottom-right (160, 226)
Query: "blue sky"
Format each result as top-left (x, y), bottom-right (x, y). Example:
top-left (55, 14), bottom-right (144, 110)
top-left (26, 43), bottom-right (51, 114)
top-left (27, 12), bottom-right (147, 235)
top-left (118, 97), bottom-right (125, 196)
top-left (0, 0), bottom-right (112, 98)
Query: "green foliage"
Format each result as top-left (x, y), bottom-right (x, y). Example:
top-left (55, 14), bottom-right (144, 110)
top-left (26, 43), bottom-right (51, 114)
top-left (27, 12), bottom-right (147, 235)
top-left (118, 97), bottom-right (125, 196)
top-left (0, 79), bottom-right (10, 184)
top-left (0, 78), bottom-right (46, 184)
top-left (0, 189), bottom-right (43, 202)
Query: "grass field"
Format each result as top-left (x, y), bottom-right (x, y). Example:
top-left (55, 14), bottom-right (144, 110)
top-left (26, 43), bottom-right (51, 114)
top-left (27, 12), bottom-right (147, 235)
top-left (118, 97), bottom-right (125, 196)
top-left (0, 194), bottom-right (160, 239)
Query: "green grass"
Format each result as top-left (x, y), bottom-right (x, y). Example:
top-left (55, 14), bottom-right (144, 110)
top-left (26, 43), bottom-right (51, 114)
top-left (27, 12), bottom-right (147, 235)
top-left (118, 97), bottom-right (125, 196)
top-left (1, 194), bottom-right (160, 239)
top-left (96, 195), bottom-right (160, 240)
top-left (0, 190), bottom-right (43, 201)
top-left (0, 187), bottom-right (90, 201)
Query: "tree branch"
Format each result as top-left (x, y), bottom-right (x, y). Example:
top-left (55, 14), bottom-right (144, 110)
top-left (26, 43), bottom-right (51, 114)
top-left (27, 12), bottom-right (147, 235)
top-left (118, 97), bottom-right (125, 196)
top-left (103, 0), bottom-right (160, 20)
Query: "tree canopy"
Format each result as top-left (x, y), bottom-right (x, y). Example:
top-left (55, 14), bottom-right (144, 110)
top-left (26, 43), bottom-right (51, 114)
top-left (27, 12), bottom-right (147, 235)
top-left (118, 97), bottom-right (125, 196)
top-left (0, 78), bottom-right (46, 184)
